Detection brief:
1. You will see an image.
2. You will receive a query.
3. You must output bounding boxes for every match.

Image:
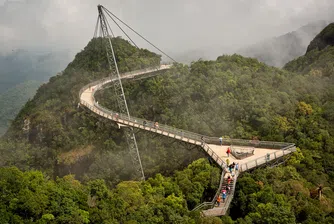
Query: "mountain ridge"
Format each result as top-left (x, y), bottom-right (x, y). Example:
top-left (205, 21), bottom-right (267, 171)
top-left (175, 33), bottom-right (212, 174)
top-left (237, 20), bottom-right (330, 67)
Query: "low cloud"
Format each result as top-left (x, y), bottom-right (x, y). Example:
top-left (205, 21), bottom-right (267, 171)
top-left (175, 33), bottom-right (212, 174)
top-left (1, 0), bottom-right (334, 59)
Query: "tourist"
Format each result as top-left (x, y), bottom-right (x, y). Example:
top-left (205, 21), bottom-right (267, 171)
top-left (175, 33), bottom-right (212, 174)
top-left (217, 195), bottom-right (221, 206)
top-left (222, 192), bottom-right (227, 203)
top-left (228, 164), bottom-right (233, 173)
top-left (226, 147), bottom-right (231, 157)
top-left (235, 163), bottom-right (239, 171)
top-left (226, 185), bottom-right (230, 194)
top-left (154, 122), bottom-right (159, 129)
top-left (227, 176), bottom-right (232, 185)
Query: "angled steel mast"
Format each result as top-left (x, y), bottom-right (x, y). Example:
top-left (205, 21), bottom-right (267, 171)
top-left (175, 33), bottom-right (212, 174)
top-left (97, 5), bottom-right (145, 180)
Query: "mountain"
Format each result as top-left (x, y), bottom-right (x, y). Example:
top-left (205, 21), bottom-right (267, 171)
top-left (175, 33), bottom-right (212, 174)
top-left (1, 24), bottom-right (334, 222)
top-left (306, 22), bottom-right (334, 53)
top-left (284, 22), bottom-right (334, 76)
top-left (3, 37), bottom-right (206, 185)
top-left (237, 20), bottom-right (330, 67)
top-left (0, 49), bottom-right (70, 94)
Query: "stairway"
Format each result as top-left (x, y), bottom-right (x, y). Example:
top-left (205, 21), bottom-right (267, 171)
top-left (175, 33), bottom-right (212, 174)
top-left (202, 170), bottom-right (238, 216)
top-left (216, 174), bottom-right (234, 206)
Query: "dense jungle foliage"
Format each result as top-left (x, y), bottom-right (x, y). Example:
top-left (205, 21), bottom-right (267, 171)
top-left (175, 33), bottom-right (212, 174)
top-left (1, 23), bottom-right (334, 223)
top-left (0, 159), bottom-right (222, 223)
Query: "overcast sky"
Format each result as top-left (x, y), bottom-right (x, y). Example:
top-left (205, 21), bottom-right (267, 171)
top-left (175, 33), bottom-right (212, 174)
top-left (1, 0), bottom-right (334, 59)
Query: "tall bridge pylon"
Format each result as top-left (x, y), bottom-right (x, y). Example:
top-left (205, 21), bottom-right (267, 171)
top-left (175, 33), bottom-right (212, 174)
top-left (96, 5), bottom-right (145, 180)
top-left (94, 5), bottom-right (176, 180)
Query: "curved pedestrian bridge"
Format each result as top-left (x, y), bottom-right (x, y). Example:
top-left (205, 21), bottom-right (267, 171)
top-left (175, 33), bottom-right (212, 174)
top-left (79, 64), bottom-right (296, 216)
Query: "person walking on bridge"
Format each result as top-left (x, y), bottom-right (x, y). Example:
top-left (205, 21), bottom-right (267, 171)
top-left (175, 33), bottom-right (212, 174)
top-left (226, 147), bottom-right (231, 157)
top-left (219, 137), bottom-right (223, 146)
top-left (154, 122), bottom-right (159, 129)
top-left (235, 163), bottom-right (239, 171)
top-left (227, 176), bottom-right (232, 185)
top-left (222, 192), bottom-right (227, 203)
top-left (216, 195), bottom-right (221, 207)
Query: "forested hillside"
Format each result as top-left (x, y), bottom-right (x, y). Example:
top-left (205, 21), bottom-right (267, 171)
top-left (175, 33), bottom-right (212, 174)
top-left (1, 22), bottom-right (334, 223)
top-left (2, 37), bottom-right (205, 186)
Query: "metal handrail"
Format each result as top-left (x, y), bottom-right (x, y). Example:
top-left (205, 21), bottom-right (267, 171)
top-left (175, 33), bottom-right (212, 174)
top-left (204, 137), bottom-right (292, 149)
top-left (79, 66), bottom-right (227, 168)
top-left (220, 171), bottom-right (239, 215)
top-left (240, 144), bottom-right (296, 172)
top-left (84, 97), bottom-right (227, 168)
top-left (78, 64), bottom-right (171, 99)
top-left (191, 202), bottom-right (213, 211)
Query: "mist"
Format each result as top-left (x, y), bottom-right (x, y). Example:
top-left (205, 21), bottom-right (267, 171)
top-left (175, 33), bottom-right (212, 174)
top-left (1, 0), bottom-right (334, 61)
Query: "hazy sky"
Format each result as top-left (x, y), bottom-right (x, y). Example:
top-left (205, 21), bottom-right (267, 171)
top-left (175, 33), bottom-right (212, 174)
top-left (1, 0), bottom-right (334, 59)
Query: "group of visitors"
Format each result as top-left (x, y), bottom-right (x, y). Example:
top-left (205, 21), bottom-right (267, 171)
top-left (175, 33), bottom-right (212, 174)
top-left (142, 120), bottom-right (159, 129)
top-left (216, 175), bottom-right (234, 207)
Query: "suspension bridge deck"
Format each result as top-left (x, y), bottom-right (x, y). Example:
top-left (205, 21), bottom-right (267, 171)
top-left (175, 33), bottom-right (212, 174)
top-left (79, 65), bottom-right (296, 217)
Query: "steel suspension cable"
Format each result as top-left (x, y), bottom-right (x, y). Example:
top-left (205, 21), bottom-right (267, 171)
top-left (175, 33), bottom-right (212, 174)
top-left (102, 10), bottom-right (115, 38)
top-left (102, 6), bottom-right (177, 62)
top-left (93, 14), bottom-right (100, 38)
top-left (103, 8), bottom-right (139, 48)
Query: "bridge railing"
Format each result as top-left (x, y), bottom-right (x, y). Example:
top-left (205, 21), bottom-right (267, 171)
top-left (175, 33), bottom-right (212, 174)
top-left (91, 98), bottom-right (227, 168)
top-left (239, 144), bottom-right (296, 172)
top-left (204, 137), bottom-right (292, 149)
top-left (219, 170), bottom-right (239, 216)
top-left (79, 65), bottom-right (228, 168)
top-left (78, 64), bottom-right (171, 99)
top-left (80, 97), bottom-right (227, 169)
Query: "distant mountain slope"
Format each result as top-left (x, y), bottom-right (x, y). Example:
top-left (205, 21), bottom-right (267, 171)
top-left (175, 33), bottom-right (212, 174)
top-left (0, 80), bottom-right (41, 136)
top-left (237, 20), bottom-right (330, 67)
top-left (284, 22), bottom-right (334, 76)
top-left (0, 50), bottom-right (70, 94)
top-left (306, 23), bottom-right (334, 53)
top-left (0, 50), bottom-right (71, 134)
